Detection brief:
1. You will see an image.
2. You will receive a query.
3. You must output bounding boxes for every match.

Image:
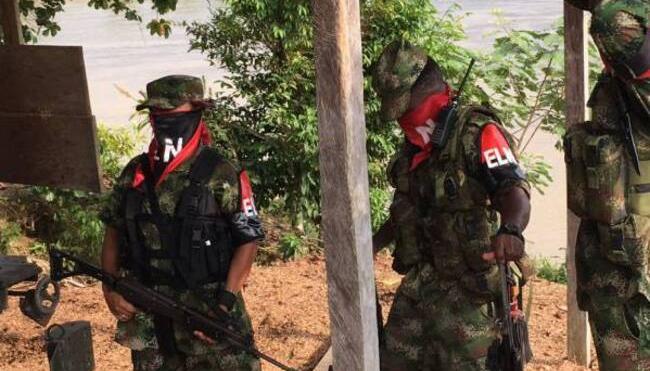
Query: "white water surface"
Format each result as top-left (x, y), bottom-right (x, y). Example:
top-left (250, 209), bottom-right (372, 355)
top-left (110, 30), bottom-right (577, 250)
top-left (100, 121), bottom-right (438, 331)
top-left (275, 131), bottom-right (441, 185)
top-left (40, 0), bottom-right (567, 260)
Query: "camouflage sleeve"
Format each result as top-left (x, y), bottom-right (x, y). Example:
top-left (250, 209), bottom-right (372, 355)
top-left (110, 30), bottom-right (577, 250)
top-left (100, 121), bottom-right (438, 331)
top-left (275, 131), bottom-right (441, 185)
top-left (99, 156), bottom-right (141, 230)
top-left (208, 159), bottom-right (265, 247)
top-left (462, 117), bottom-right (530, 197)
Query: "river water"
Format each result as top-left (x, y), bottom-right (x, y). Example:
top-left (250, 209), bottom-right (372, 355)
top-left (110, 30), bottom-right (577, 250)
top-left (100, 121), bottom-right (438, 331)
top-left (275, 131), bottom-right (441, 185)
top-left (40, 0), bottom-right (567, 260)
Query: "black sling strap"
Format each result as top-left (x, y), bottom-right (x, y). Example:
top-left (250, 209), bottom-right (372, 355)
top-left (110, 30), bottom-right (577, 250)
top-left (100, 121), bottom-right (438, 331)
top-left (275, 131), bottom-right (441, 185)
top-left (139, 155), bottom-right (165, 222)
top-left (189, 147), bottom-right (223, 184)
top-left (179, 147), bottom-right (224, 219)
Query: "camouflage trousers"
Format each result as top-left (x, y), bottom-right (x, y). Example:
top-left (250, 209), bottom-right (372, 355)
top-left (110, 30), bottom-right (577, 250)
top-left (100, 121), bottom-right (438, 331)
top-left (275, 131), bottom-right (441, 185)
top-left (131, 346), bottom-right (261, 371)
top-left (115, 282), bottom-right (261, 371)
top-left (380, 263), bottom-right (499, 371)
top-left (576, 219), bottom-right (650, 371)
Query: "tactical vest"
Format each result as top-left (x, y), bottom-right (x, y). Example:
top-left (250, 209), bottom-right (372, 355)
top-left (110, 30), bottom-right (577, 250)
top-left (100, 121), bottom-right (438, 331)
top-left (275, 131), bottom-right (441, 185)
top-left (390, 106), bottom-right (501, 294)
top-left (564, 1), bottom-right (650, 308)
top-left (123, 148), bottom-right (235, 289)
top-left (565, 75), bottom-right (650, 302)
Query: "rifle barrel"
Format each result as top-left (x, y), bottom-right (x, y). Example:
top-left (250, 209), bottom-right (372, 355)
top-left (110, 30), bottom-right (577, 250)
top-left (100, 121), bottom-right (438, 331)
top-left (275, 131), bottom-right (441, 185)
top-left (49, 248), bottom-right (296, 371)
top-left (498, 262), bottom-right (515, 349)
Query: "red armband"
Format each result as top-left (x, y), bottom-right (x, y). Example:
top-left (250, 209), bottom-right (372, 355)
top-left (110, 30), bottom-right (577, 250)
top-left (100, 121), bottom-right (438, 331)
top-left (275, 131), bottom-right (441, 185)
top-left (480, 123), bottom-right (518, 169)
top-left (239, 170), bottom-right (258, 217)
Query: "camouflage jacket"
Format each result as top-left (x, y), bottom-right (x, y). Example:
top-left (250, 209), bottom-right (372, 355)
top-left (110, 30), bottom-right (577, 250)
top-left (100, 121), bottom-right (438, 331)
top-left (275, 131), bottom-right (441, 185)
top-left (100, 146), bottom-right (261, 353)
top-left (388, 106), bottom-right (530, 298)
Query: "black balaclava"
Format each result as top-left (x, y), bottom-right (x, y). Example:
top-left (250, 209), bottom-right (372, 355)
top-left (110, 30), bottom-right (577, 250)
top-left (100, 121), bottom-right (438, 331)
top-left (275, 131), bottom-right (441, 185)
top-left (150, 110), bottom-right (203, 179)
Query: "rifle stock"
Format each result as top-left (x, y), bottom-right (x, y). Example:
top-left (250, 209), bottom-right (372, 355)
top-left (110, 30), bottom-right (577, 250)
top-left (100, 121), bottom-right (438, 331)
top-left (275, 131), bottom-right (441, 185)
top-left (49, 248), bottom-right (295, 371)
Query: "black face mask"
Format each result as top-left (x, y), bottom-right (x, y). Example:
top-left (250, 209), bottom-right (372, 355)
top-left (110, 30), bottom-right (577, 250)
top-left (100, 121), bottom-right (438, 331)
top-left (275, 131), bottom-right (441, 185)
top-left (151, 110), bottom-right (202, 164)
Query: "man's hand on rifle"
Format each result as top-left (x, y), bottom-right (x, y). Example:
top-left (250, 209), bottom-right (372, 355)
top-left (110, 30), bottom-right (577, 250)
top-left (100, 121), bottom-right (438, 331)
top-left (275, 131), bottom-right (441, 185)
top-left (193, 304), bottom-right (230, 344)
top-left (102, 284), bottom-right (138, 322)
top-left (483, 186), bottom-right (530, 264)
top-left (483, 233), bottom-right (524, 263)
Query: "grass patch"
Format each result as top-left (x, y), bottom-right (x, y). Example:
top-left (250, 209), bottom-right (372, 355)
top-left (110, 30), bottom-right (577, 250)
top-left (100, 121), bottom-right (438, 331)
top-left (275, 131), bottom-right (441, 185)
top-left (535, 258), bottom-right (567, 284)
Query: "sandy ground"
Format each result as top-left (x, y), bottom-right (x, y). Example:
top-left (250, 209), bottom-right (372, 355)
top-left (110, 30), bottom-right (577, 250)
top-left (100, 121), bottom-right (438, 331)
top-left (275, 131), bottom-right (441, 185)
top-left (0, 254), bottom-right (597, 371)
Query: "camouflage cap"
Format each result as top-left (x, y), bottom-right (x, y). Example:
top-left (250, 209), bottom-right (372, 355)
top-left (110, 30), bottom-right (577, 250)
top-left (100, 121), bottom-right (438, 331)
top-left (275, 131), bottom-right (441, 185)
top-left (372, 39), bottom-right (429, 121)
top-left (136, 75), bottom-right (213, 111)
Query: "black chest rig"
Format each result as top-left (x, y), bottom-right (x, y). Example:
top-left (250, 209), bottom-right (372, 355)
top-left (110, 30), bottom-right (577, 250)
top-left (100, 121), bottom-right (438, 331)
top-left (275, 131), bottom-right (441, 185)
top-left (123, 148), bottom-right (234, 289)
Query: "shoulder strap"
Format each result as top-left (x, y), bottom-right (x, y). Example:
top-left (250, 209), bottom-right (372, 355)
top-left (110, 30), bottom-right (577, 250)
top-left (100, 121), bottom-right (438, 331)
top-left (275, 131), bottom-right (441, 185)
top-left (444, 106), bottom-right (501, 162)
top-left (139, 155), bottom-right (164, 218)
top-left (188, 147), bottom-right (224, 185)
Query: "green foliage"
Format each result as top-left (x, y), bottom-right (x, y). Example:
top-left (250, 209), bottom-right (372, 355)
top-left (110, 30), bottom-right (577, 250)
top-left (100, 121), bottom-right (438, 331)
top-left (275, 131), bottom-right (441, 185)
top-left (0, 221), bottom-right (22, 254)
top-left (0, 125), bottom-right (142, 261)
top-left (1, 0), bottom-right (180, 43)
top-left (29, 241), bottom-right (48, 256)
top-left (277, 233), bottom-right (307, 261)
top-left (188, 0), bottom-right (567, 232)
top-left (535, 258), bottom-right (568, 284)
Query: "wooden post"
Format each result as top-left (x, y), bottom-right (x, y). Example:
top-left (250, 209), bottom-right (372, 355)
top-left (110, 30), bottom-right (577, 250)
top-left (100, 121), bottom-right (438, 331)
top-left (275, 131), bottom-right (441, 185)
top-left (313, 0), bottom-right (380, 370)
top-left (564, 2), bottom-right (591, 366)
top-left (0, 0), bottom-right (24, 45)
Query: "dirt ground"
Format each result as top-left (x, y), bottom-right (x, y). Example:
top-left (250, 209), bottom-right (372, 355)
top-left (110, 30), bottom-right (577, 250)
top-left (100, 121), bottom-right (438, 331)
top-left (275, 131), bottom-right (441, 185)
top-left (0, 254), bottom-right (598, 371)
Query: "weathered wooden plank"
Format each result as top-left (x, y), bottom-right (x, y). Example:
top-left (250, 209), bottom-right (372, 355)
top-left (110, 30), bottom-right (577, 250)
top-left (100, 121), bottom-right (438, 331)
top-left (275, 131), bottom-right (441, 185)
top-left (564, 3), bottom-right (591, 366)
top-left (0, 113), bottom-right (103, 192)
top-left (0, 0), bottom-right (23, 45)
top-left (313, 0), bottom-right (380, 369)
top-left (0, 45), bottom-right (92, 116)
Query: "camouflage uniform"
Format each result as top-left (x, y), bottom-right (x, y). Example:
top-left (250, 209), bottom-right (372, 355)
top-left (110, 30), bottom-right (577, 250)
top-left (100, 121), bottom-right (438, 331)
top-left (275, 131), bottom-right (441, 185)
top-left (565, 1), bottom-right (650, 369)
top-left (373, 41), bottom-right (531, 370)
top-left (101, 75), bottom-right (262, 371)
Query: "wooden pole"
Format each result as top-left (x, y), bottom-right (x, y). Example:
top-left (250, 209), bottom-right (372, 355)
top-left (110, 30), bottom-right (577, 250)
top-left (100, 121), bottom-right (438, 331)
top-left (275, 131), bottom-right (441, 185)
top-left (0, 0), bottom-right (24, 45)
top-left (313, 0), bottom-right (380, 370)
top-left (564, 2), bottom-right (591, 366)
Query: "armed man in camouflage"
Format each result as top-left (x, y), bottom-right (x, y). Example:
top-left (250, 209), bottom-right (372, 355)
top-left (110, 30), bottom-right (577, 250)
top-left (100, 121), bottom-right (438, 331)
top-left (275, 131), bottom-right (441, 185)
top-left (564, 1), bottom-right (650, 369)
top-left (371, 40), bottom-right (532, 370)
top-left (100, 75), bottom-right (264, 370)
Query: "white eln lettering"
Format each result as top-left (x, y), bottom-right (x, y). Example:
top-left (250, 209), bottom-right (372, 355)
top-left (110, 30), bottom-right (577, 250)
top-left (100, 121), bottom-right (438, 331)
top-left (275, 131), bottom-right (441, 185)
top-left (483, 147), bottom-right (517, 169)
top-left (415, 118), bottom-right (436, 144)
top-left (484, 149), bottom-right (499, 169)
top-left (504, 147), bottom-right (518, 165)
top-left (243, 198), bottom-right (257, 216)
top-left (163, 138), bottom-right (183, 162)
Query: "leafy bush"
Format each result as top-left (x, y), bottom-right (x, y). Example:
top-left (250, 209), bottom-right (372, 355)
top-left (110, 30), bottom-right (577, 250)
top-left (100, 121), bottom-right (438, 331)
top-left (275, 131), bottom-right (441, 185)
top-left (535, 258), bottom-right (568, 284)
top-left (278, 233), bottom-right (307, 261)
top-left (188, 0), bottom-right (567, 234)
top-left (0, 221), bottom-right (22, 255)
top-left (1, 125), bottom-right (143, 262)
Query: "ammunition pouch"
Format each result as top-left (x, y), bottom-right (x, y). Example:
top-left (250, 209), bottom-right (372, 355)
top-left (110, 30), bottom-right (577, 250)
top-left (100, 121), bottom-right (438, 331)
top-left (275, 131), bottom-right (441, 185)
top-left (564, 124), bottom-right (627, 224)
top-left (176, 216), bottom-right (232, 287)
top-left (456, 208), bottom-right (500, 273)
top-left (598, 215), bottom-right (650, 270)
top-left (627, 161), bottom-right (650, 216)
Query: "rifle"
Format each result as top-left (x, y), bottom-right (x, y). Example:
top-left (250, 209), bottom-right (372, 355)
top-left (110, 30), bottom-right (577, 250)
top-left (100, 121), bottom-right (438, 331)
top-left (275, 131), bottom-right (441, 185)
top-left (0, 255), bottom-right (60, 325)
top-left (488, 262), bottom-right (533, 371)
top-left (48, 248), bottom-right (295, 371)
top-left (612, 76), bottom-right (642, 175)
top-left (431, 58), bottom-right (476, 148)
